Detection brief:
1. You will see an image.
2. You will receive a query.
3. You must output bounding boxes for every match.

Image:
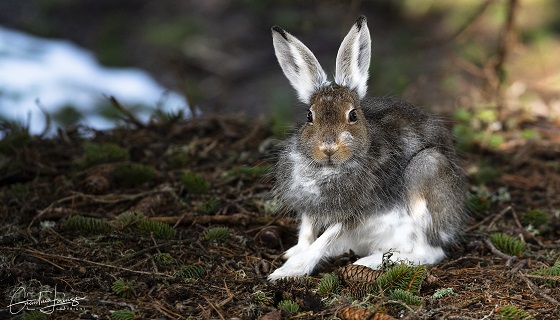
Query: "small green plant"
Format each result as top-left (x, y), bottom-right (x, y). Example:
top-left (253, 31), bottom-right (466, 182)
top-left (20, 311), bottom-right (48, 320)
top-left (521, 209), bottom-right (549, 228)
top-left (252, 290), bottom-right (273, 305)
top-left (9, 183), bottom-right (29, 198)
top-left (111, 309), bottom-right (135, 320)
top-left (115, 211), bottom-right (146, 229)
top-left (0, 130), bottom-right (32, 156)
top-left (77, 142), bottom-right (129, 168)
top-left (390, 289), bottom-right (424, 307)
top-left (112, 279), bottom-right (135, 298)
top-left (114, 211), bottom-right (174, 239)
top-left (498, 305), bottom-right (534, 320)
top-left (317, 272), bottom-right (341, 297)
top-left (136, 219), bottom-right (175, 240)
top-left (62, 215), bottom-right (112, 235)
top-left (432, 287), bottom-right (457, 299)
top-left (204, 227), bottom-right (229, 243)
top-left (530, 258), bottom-right (560, 287)
top-left (113, 163), bottom-right (156, 187)
top-left (198, 198), bottom-right (221, 214)
top-left (467, 187), bottom-right (492, 214)
top-left (153, 252), bottom-right (173, 265)
top-left (375, 263), bottom-right (426, 295)
top-left (490, 233), bottom-right (526, 256)
top-left (180, 171), bottom-right (210, 194)
top-left (177, 264), bottom-right (206, 279)
top-left (278, 299), bottom-right (300, 314)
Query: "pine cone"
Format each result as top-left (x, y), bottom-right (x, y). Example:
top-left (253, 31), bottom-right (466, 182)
top-left (338, 265), bottom-right (382, 284)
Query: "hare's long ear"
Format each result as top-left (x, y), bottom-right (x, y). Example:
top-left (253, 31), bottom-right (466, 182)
top-left (272, 26), bottom-right (329, 104)
top-left (335, 16), bottom-right (371, 99)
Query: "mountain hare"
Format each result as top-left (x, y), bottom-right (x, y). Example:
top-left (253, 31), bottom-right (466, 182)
top-left (268, 16), bottom-right (467, 281)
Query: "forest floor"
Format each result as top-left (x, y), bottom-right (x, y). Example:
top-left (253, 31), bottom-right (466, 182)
top-left (1, 107), bottom-right (559, 320)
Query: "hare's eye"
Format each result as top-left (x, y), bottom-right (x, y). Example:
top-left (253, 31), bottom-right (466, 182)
top-left (348, 109), bottom-right (358, 123)
top-left (306, 110), bottom-right (314, 123)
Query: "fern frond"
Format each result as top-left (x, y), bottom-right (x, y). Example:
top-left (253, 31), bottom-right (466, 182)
top-left (177, 264), bottom-right (206, 279)
top-left (375, 263), bottom-right (426, 295)
top-left (62, 215), bottom-right (112, 235)
top-left (111, 309), bottom-right (135, 320)
top-left (136, 219), bottom-right (175, 240)
top-left (490, 233), bottom-right (525, 256)
top-left (317, 272), bottom-right (341, 297)
top-left (498, 305), bottom-right (534, 320)
top-left (112, 279), bottom-right (135, 298)
top-left (115, 211), bottom-right (146, 229)
top-left (530, 258), bottom-right (560, 287)
top-left (204, 227), bottom-right (229, 243)
top-left (390, 289), bottom-right (424, 307)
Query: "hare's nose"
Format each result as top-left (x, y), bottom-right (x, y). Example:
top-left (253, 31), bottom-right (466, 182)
top-left (319, 142), bottom-right (339, 156)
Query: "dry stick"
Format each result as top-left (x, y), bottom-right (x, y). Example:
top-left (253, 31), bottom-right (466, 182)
top-left (107, 95), bottom-right (146, 128)
top-left (517, 272), bottom-right (560, 306)
top-left (494, 0), bottom-right (519, 113)
top-left (467, 206), bottom-right (512, 232)
top-left (523, 273), bottom-right (560, 283)
top-left (201, 295), bottom-right (226, 320)
top-left (22, 248), bottom-right (173, 278)
top-left (420, 0), bottom-right (494, 48)
top-left (483, 238), bottom-right (514, 260)
top-left (27, 186), bottom-right (175, 242)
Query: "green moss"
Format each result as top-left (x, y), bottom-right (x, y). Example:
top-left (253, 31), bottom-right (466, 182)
top-left (490, 233), bottom-right (526, 256)
top-left (77, 142), bottom-right (129, 168)
top-left (180, 171), bottom-right (210, 194)
top-left (113, 163), bottom-right (156, 187)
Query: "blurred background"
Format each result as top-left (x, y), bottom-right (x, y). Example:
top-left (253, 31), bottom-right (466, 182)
top-left (0, 0), bottom-right (559, 136)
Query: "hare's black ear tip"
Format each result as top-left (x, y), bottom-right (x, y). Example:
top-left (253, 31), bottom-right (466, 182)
top-left (272, 26), bottom-right (288, 40)
top-left (355, 15), bottom-right (367, 29)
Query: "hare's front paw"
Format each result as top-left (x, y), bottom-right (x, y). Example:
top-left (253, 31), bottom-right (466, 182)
top-left (283, 243), bottom-right (309, 259)
top-left (267, 254), bottom-right (313, 281)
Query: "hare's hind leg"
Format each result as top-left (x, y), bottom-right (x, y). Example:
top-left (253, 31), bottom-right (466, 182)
top-left (354, 147), bottom-right (464, 269)
top-left (404, 147), bottom-right (466, 249)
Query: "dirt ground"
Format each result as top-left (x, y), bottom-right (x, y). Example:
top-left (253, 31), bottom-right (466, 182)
top-left (0, 109), bottom-right (559, 319)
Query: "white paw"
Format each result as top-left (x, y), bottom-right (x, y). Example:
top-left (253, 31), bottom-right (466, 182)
top-left (283, 243), bottom-right (308, 259)
top-left (354, 253), bottom-right (385, 269)
top-left (267, 254), bottom-right (313, 281)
